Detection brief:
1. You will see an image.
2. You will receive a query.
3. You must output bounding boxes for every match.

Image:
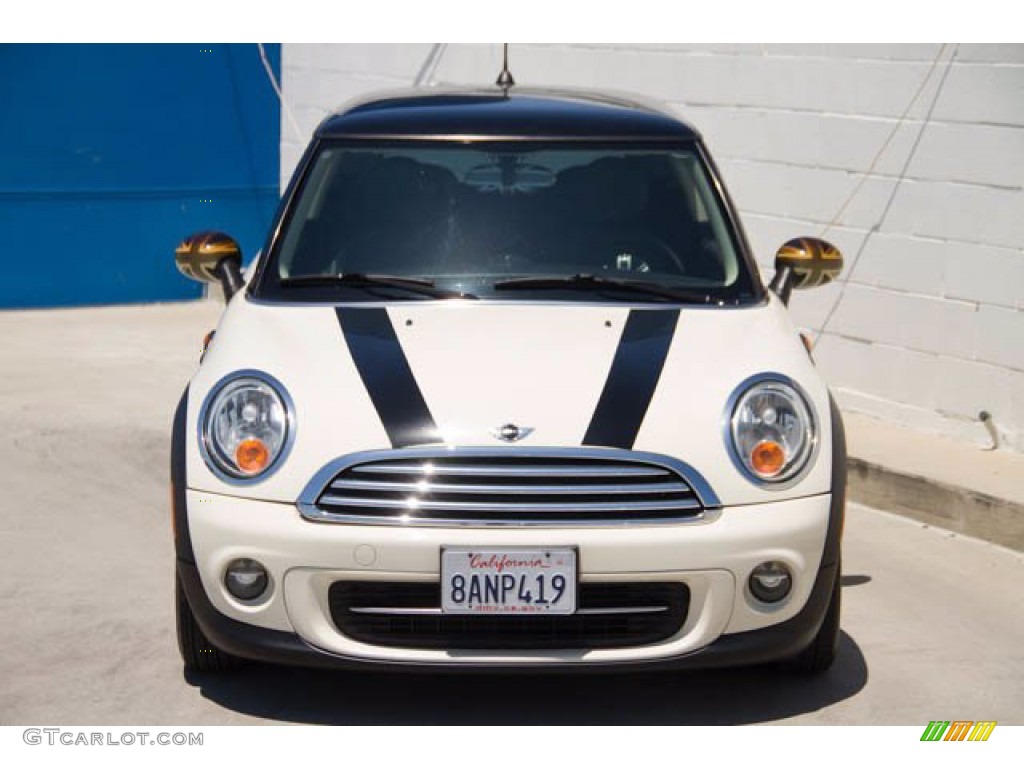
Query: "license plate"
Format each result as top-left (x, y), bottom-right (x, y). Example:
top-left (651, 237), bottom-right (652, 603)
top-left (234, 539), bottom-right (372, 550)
top-left (441, 547), bottom-right (577, 615)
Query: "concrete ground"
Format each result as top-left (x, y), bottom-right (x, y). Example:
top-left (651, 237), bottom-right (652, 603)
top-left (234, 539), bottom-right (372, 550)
top-left (0, 301), bottom-right (1021, 725)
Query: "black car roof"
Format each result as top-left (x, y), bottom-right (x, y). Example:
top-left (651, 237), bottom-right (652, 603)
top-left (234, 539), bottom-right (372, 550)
top-left (315, 86), bottom-right (701, 141)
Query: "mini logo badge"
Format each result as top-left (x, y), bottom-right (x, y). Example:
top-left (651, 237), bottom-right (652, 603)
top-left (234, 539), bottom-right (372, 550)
top-left (490, 423), bottom-right (534, 442)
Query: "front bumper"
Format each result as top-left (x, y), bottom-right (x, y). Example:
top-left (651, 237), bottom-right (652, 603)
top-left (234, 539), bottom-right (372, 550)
top-left (179, 490), bottom-right (837, 671)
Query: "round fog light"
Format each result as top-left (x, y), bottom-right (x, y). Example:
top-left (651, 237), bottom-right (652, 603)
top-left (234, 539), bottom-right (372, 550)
top-left (749, 561), bottom-right (792, 603)
top-left (224, 558), bottom-right (268, 601)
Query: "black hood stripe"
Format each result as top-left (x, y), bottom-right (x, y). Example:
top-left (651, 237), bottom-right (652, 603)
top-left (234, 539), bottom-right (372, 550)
top-left (336, 308), bottom-right (442, 448)
top-left (583, 309), bottom-right (680, 449)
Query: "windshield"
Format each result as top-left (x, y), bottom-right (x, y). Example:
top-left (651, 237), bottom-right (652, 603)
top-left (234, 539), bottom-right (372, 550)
top-left (259, 141), bottom-right (759, 303)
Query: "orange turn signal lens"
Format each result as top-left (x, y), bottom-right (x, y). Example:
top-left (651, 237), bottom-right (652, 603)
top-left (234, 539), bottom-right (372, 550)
top-left (235, 438), bottom-right (270, 474)
top-left (750, 440), bottom-right (786, 477)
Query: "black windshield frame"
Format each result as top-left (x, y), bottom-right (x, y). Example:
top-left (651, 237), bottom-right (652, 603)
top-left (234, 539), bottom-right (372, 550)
top-left (250, 137), bottom-right (766, 305)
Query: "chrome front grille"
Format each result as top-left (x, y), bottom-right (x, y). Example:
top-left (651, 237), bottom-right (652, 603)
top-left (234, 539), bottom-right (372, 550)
top-left (298, 448), bottom-right (720, 526)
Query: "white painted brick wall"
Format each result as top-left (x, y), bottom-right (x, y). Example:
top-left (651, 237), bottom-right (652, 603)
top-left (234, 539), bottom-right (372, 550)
top-left (281, 43), bottom-right (1024, 452)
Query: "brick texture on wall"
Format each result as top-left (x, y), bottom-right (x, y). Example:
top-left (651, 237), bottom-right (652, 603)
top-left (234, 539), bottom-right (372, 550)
top-left (281, 43), bottom-right (1024, 452)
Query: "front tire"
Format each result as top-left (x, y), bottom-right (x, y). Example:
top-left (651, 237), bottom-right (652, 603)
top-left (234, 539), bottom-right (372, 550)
top-left (784, 564), bottom-right (841, 675)
top-left (176, 572), bottom-right (241, 674)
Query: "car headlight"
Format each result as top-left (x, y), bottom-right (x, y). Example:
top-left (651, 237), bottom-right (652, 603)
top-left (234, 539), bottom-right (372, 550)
top-left (727, 375), bottom-right (816, 485)
top-left (199, 371), bottom-right (294, 481)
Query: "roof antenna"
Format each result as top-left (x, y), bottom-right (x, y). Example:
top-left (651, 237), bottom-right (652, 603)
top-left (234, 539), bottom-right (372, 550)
top-left (495, 43), bottom-right (515, 89)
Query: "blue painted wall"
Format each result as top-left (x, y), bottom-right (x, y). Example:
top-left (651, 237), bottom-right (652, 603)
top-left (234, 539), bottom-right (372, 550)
top-left (0, 44), bottom-right (281, 308)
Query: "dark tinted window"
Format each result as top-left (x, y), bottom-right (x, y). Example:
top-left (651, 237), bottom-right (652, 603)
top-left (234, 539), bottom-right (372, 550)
top-left (265, 142), bottom-right (756, 302)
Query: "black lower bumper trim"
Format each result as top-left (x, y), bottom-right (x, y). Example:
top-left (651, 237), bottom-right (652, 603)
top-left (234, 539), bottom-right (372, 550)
top-left (329, 581), bottom-right (690, 650)
top-left (177, 557), bottom-right (838, 673)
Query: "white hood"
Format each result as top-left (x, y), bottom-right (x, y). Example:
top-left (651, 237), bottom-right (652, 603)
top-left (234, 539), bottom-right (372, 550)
top-left (186, 294), bottom-right (834, 507)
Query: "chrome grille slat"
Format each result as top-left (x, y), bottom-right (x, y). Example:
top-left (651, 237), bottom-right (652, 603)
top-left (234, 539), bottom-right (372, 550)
top-left (318, 495), bottom-right (702, 513)
top-left (349, 463), bottom-right (672, 478)
top-left (306, 450), bottom-right (713, 526)
top-left (329, 478), bottom-right (693, 496)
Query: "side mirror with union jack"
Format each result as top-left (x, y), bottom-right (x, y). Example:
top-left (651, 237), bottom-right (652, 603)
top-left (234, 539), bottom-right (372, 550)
top-left (769, 237), bottom-right (844, 305)
top-left (174, 231), bottom-right (245, 302)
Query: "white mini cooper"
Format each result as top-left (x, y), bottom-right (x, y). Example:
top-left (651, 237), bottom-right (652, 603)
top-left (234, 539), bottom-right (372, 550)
top-left (172, 85), bottom-right (846, 675)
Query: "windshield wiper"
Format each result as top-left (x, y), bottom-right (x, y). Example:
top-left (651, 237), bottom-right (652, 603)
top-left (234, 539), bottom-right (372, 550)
top-left (280, 273), bottom-right (478, 300)
top-left (493, 274), bottom-right (712, 304)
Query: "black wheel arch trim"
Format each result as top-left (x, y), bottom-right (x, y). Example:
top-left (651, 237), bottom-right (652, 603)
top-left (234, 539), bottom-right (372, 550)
top-left (822, 391), bottom-right (846, 569)
top-left (172, 387), bottom-right (195, 564)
